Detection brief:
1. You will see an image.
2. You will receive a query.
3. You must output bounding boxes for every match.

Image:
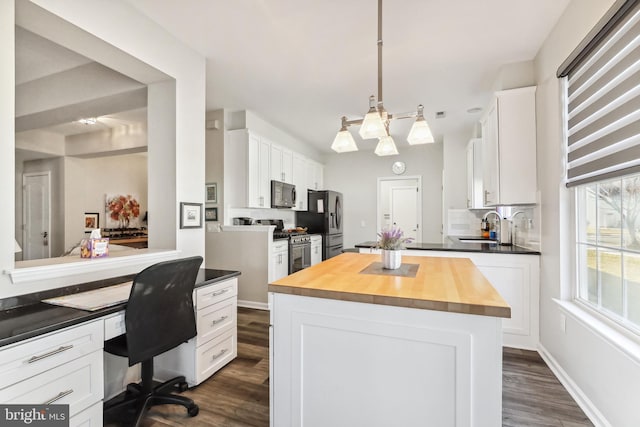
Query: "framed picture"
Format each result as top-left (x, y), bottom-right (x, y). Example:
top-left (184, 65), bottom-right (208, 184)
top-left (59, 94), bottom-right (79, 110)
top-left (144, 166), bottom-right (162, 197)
top-left (180, 202), bottom-right (203, 229)
top-left (205, 183), bottom-right (217, 204)
top-left (205, 207), bottom-right (218, 222)
top-left (84, 212), bottom-right (99, 232)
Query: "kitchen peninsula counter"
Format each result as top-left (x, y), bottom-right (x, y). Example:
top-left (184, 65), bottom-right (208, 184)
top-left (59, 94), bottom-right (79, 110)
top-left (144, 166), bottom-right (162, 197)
top-left (269, 252), bottom-right (509, 426)
top-left (356, 237), bottom-right (541, 255)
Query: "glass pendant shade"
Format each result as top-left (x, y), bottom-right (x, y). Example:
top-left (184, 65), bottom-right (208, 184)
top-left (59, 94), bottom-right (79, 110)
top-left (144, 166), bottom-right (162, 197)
top-left (359, 108), bottom-right (387, 139)
top-left (407, 117), bottom-right (435, 144)
top-left (331, 129), bottom-right (358, 153)
top-left (374, 134), bottom-right (399, 156)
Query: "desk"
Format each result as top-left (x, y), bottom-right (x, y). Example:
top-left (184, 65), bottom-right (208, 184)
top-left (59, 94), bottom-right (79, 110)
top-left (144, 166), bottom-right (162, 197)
top-left (0, 268), bottom-right (240, 426)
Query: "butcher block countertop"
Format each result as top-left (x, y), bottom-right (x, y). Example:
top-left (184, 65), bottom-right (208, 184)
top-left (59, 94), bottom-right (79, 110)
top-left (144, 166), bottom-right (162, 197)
top-left (269, 252), bottom-right (511, 318)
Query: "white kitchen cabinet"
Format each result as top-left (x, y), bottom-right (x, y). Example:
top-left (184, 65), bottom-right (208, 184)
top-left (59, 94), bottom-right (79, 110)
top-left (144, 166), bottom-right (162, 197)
top-left (466, 138), bottom-right (486, 209)
top-left (271, 144), bottom-right (293, 184)
top-left (0, 320), bottom-right (104, 424)
top-left (225, 129), bottom-right (271, 209)
top-left (271, 240), bottom-right (289, 282)
top-left (249, 133), bottom-right (272, 208)
top-left (480, 86), bottom-right (537, 206)
top-left (270, 292), bottom-right (503, 427)
top-left (358, 248), bottom-right (540, 350)
top-left (310, 235), bottom-right (322, 265)
top-left (292, 153), bottom-right (308, 211)
top-left (155, 278), bottom-right (238, 386)
top-left (306, 159), bottom-right (324, 191)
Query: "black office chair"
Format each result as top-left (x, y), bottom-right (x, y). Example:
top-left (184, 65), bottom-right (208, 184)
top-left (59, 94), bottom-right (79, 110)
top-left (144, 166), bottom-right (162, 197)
top-left (104, 256), bottom-right (203, 426)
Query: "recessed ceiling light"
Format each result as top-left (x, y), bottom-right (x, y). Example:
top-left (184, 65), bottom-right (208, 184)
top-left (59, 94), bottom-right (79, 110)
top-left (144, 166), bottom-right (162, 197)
top-left (467, 107), bottom-right (482, 114)
top-left (78, 117), bottom-right (97, 125)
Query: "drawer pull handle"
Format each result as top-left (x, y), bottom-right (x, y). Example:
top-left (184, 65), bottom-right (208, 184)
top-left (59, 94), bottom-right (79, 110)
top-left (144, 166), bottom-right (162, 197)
top-left (211, 348), bottom-right (228, 361)
top-left (26, 345), bottom-right (74, 364)
top-left (210, 289), bottom-right (229, 297)
top-left (211, 315), bottom-right (229, 326)
top-left (43, 389), bottom-right (73, 405)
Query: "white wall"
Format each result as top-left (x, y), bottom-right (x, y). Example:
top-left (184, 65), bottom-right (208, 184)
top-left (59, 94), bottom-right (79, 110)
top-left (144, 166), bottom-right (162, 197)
top-left (205, 109), bottom-right (225, 229)
top-left (535, 1), bottom-right (640, 426)
top-left (64, 153), bottom-right (148, 250)
top-left (323, 143), bottom-right (443, 248)
top-left (1, 0), bottom-right (205, 297)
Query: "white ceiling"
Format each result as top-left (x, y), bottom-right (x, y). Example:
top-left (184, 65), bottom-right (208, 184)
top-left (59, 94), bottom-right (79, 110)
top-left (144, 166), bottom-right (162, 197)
top-left (124, 0), bottom-right (570, 153)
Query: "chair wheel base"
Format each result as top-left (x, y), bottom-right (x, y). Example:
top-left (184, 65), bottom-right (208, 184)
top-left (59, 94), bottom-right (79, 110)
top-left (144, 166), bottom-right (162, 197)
top-left (176, 381), bottom-right (189, 392)
top-left (188, 404), bottom-right (199, 417)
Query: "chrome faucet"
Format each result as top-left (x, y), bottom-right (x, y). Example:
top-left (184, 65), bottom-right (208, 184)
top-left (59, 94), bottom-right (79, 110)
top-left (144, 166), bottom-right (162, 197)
top-left (483, 211), bottom-right (501, 223)
top-left (509, 211), bottom-right (527, 244)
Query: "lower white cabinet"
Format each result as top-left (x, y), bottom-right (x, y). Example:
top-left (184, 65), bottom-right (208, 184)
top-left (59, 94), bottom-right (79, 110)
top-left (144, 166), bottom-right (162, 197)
top-left (270, 292), bottom-right (503, 427)
top-left (359, 248), bottom-right (540, 350)
top-left (155, 278), bottom-right (238, 386)
top-left (271, 240), bottom-right (289, 282)
top-left (0, 320), bottom-right (104, 425)
top-left (310, 235), bottom-right (322, 266)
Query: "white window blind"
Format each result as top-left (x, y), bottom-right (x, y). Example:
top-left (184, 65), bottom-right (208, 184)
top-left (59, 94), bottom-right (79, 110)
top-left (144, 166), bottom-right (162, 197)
top-left (560, 0), bottom-right (640, 187)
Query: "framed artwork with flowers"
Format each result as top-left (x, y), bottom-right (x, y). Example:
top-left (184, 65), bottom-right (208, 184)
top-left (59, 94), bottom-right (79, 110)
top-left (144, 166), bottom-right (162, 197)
top-left (84, 212), bottom-right (99, 233)
top-left (105, 194), bottom-right (142, 229)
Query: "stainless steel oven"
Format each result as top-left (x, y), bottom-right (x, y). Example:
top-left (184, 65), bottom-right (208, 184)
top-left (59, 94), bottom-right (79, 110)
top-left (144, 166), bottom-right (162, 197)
top-left (289, 234), bottom-right (311, 274)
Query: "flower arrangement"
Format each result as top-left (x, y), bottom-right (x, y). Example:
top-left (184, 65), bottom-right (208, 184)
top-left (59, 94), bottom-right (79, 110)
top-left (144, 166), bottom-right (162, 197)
top-left (107, 194), bottom-right (140, 228)
top-left (376, 226), bottom-right (413, 250)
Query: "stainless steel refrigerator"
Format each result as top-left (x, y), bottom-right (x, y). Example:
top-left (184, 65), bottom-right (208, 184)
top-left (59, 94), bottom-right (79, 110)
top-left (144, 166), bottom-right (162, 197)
top-left (295, 190), bottom-right (343, 260)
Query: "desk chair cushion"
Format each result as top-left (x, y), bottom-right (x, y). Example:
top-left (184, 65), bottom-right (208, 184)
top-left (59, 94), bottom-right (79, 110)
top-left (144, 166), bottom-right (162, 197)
top-left (119, 256), bottom-right (202, 366)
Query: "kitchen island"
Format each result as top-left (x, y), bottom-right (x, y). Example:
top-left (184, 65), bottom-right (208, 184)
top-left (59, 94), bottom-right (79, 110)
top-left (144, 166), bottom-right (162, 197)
top-left (268, 252), bottom-right (510, 427)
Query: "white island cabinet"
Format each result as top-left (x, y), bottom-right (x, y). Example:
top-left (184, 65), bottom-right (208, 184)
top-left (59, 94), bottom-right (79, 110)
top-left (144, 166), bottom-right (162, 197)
top-left (269, 253), bottom-right (509, 427)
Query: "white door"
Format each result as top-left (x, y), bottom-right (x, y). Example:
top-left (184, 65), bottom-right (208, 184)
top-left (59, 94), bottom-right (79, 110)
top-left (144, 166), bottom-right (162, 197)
top-left (390, 186), bottom-right (419, 242)
top-left (23, 172), bottom-right (51, 260)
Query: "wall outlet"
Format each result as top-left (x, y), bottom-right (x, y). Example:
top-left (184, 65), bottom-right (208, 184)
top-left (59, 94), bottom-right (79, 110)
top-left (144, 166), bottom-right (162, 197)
top-left (361, 220), bottom-right (366, 227)
top-left (560, 313), bottom-right (566, 333)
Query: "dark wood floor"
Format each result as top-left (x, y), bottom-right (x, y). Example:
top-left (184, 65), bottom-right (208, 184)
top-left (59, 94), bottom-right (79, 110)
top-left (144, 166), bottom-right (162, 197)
top-left (137, 308), bottom-right (591, 426)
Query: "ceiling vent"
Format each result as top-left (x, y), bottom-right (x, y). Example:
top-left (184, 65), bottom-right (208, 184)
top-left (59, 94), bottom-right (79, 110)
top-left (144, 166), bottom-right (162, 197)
top-left (435, 111), bottom-right (446, 119)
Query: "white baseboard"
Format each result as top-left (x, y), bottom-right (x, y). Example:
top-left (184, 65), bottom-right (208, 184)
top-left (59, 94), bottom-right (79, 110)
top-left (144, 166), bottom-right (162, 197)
top-left (537, 344), bottom-right (611, 427)
top-left (238, 299), bottom-right (270, 311)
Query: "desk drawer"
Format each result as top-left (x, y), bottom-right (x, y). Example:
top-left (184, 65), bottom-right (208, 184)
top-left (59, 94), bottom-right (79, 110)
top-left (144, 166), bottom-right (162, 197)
top-left (195, 278), bottom-right (237, 310)
top-left (70, 401), bottom-right (102, 427)
top-left (104, 312), bottom-right (125, 341)
top-left (196, 297), bottom-right (237, 347)
top-left (0, 320), bottom-right (103, 388)
top-left (0, 351), bottom-right (103, 417)
top-left (195, 329), bottom-right (237, 384)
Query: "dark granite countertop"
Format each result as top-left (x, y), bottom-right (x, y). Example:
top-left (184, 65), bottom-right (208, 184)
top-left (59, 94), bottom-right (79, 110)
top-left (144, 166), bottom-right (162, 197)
top-left (0, 268), bottom-right (240, 348)
top-left (355, 236), bottom-right (540, 255)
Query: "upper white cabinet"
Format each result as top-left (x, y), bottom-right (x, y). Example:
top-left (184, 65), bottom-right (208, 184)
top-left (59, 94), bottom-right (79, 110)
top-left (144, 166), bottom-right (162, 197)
top-left (225, 129), bottom-right (323, 210)
top-left (480, 86), bottom-right (537, 206)
top-left (307, 159), bottom-right (324, 191)
top-left (292, 153), bottom-right (308, 211)
top-left (248, 133), bottom-right (272, 208)
top-left (225, 129), bottom-right (271, 208)
top-left (466, 138), bottom-right (486, 209)
top-left (271, 144), bottom-right (293, 184)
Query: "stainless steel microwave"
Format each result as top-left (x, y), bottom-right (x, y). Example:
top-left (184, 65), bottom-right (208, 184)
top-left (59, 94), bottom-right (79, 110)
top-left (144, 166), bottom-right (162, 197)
top-left (271, 180), bottom-right (296, 208)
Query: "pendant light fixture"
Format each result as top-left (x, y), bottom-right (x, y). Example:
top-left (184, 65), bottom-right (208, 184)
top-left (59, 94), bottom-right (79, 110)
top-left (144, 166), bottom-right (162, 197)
top-left (332, 0), bottom-right (435, 155)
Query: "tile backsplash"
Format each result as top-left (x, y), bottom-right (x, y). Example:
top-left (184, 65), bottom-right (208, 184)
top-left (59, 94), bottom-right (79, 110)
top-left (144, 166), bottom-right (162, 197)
top-left (447, 205), bottom-right (540, 251)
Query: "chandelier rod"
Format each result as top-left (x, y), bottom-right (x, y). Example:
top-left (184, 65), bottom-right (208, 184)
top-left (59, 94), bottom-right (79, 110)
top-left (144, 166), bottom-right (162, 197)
top-left (377, 0), bottom-right (383, 106)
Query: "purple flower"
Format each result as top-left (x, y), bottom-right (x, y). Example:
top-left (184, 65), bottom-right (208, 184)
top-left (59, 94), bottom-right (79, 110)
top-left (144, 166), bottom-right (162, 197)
top-left (376, 226), bottom-right (413, 250)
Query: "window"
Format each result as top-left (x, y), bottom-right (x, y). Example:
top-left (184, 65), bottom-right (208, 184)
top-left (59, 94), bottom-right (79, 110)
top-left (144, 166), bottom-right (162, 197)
top-left (576, 176), bottom-right (640, 332)
top-left (559, 1), bottom-right (640, 334)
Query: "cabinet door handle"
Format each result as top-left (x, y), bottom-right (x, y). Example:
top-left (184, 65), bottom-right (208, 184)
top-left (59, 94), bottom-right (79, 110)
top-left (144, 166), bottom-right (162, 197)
top-left (211, 348), bottom-right (228, 361)
top-left (210, 289), bottom-right (229, 297)
top-left (42, 389), bottom-right (73, 405)
top-left (211, 315), bottom-right (229, 326)
top-left (26, 345), bottom-right (74, 364)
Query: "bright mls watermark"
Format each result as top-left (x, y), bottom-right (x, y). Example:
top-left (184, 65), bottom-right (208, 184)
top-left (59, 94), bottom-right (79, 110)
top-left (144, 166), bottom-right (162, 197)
top-left (0, 405), bottom-right (69, 426)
